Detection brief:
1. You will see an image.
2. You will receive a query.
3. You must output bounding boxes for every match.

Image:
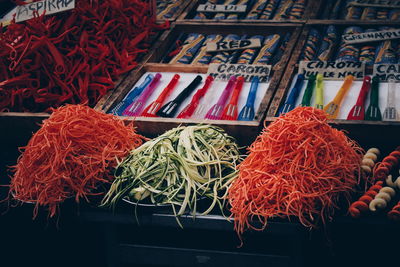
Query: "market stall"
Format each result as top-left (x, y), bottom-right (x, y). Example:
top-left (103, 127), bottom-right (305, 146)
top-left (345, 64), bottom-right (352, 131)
top-left (1, 1), bottom-right (400, 267)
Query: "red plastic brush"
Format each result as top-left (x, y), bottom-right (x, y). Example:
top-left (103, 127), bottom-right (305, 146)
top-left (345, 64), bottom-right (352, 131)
top-left (141, 74), bottom-right (180, 117)
top-left (347, 76), bottom-right (371, 120)
top-left (221, 76), bottom-right (244, 120)
top-left (177, 75), bottom-right (214, 119)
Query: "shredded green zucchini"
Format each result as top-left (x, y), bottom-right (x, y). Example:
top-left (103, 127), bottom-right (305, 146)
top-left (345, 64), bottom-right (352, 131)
top-left (101, 125), bottom-right (242, 221)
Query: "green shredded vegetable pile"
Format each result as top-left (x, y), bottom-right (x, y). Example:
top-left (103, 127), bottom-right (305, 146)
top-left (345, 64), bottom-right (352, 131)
top-left (102, 125), bottom-right (242, 219)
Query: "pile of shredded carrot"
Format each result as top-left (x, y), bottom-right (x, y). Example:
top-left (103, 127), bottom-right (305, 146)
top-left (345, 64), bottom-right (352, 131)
top-left (10, 105), bottom-right (143, 217)
top-left (228, 107), bottom-right (363, 240)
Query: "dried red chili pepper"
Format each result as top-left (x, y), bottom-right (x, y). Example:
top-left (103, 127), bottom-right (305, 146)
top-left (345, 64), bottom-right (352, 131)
top-left (0, 0), bottom-right (169, 112)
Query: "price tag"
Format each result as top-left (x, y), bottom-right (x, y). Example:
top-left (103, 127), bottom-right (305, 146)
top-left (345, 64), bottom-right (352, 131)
top-left (299, 61), bottom-right (365, 80)
top-left (373, 64), bottom-right (400, 81)
top-left (15, 0), bottom-right (75, 23)
top-left (343, 29), bottom-right (400, 44)
top-left (206, 39), bottom-right (261, 52)
top-left (207, 63), bottom-right (271, 83)
top-left (196, 4), bottom-right (247, 13)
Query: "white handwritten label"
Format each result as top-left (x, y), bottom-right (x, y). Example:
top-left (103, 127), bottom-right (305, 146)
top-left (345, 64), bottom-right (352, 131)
top-left (15, 0), bottom-right (75, 23)
top-left (343, 29), bottom-right (400, 44)
top-left (207, 63), bottom-right (271, 83)
top-left (196, 4), bottom-right (247, 13)
top-left (206, 39), bottom-right (261, 53)
top-left (348, 0), bottom-right (400, 8)
top-left (299, 61), bottom-right (365, 80)
top-left (373, 64), bottom-right (400, 81)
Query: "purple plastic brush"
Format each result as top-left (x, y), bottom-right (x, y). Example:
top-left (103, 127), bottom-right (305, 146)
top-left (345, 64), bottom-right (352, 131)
top-left (205, 76), bottom-right (236, 120)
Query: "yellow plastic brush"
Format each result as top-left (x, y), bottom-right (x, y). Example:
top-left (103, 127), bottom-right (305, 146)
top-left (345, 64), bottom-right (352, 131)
top-left (323, 75), bottom-right (354, 119)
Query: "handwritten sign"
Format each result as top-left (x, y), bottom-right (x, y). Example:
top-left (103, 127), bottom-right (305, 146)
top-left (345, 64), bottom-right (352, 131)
top-left (15, 0), bottom-right (75, 23)
top-left (347, 0), bottom-right (400, 8)
top-left (373, 64), bottom-right (400, 81)
top-left (343, 29), bottom-right (400, 44)
top-left (206, 39), bottom-right (261, 53)
top-left (299, 61), bottom-right (365, 80)
top-left (197, 4), bottom-right (247, 13)
top-left (207, 63), bottom-right (271, 83)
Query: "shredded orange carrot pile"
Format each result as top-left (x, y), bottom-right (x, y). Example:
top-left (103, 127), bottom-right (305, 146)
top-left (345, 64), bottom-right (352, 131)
top-left (10, 104), bottom-right (143, 217)
top-left (228, 107), bottom-right (363, 240)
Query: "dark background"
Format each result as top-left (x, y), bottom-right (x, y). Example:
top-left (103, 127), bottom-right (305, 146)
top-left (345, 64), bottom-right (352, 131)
top-left (0, 124), bottom-right (105, 267)
top-left (0, 0), bottom-right (14, 18)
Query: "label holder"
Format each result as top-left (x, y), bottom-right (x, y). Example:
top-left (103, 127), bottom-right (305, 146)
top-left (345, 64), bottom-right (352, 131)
top-left (207, 63), bottom-right (271, 83)
top-left (206, 38), bottom-right (261, 53)
top-left (298, 61), bottom-right (365, 80)
top-left (196, 4), bottom-right (247, 13)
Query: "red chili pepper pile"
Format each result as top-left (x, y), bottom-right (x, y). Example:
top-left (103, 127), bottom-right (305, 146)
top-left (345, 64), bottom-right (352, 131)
top-left (0, 0), bottom-right (168, 112)
top-left (10, 105), bottom-right (144, 218)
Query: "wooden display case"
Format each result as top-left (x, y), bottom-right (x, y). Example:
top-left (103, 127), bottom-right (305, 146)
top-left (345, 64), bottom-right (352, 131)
top-left (177, 0), bottom-right (317, 24)
top-left (155, 0), bottom-right (193, 22)
top-left (309, 0), bottom-right (400, 24)
top-left (266, 22), bottom-right (400, 150)
top-left (100, 23), bottom-right (303, 146)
